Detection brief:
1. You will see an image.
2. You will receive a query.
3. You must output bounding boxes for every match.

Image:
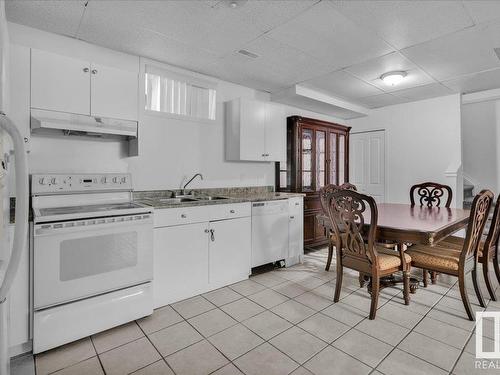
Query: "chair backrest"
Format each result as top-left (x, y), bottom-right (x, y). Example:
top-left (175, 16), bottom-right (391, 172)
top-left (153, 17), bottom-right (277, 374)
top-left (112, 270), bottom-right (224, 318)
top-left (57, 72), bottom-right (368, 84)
top-left (319, 183), bottom-right (357, 214)
top-left (410, 182), bottom-right (453, 208)
top-left (483, 194), bottom-right (500, 253)
top-left (460, 190), bottom-right (494, 262)
top-left (324, 189), bottom-right (378, 266)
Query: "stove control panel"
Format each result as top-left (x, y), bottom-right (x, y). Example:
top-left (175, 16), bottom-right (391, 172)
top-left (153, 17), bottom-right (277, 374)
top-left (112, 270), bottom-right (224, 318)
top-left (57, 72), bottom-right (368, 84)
top-left (32, 173), bottom-right (133, 194)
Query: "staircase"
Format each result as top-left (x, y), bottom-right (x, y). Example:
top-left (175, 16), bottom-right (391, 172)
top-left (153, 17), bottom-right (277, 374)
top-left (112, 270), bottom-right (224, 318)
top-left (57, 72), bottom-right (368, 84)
top-left (463, 182), bottom-right (494, 235)
top-left (463, 183), bottom-right (474, 209)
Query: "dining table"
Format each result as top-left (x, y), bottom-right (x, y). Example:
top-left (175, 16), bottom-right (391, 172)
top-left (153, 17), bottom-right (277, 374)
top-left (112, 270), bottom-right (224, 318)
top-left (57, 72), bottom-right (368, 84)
top-left (317, 203), bottom-right (471, 293)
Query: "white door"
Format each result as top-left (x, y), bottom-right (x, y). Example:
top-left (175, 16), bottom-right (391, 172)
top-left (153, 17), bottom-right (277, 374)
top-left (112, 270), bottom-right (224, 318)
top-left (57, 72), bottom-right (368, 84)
top-left (350, 130), bottom-right (386, 202)
top-left (153, 223), bottom-right (208, 307)
top-left (240, 99), bottom-right (266, 161)
top-left (208, 217), bottom-right (251, 289)
top-left (31, 49), bottom-right (90, 115)
top-left (90, 63), bottom-right (138, 121)
top-left (265, 102), bottom-right (286, 162)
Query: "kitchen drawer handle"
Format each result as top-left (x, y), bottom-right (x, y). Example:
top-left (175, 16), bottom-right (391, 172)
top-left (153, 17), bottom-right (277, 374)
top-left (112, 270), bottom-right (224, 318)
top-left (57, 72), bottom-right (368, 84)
top-left (181, 214), bottom-right (187, 218)
top-left (295, 202), bottom-right (300, 206)
top-left (262, 153), bottom-right (269, 157)
top-left (83, 67), bottom-right (89, 73)
top-left (230, 209), bottom-right (235, 213)
top-left (290, 216), bottom-right (295, 219)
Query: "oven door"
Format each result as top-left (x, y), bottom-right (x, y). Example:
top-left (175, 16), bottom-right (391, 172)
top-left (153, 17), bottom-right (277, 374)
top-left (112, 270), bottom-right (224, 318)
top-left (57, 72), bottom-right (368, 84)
top-left (33, 213), bottom-right (153, 309)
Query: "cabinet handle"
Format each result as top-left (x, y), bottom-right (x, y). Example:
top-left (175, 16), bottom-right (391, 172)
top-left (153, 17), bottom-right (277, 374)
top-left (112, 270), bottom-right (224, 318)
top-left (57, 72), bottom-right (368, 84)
top-left (91, 69), bottom-right (98, 74)
top-left (230, 210), bottom-right (235, 213)
top-left (295, 202), bottom-right (300, 206)
top-left (83, 67), bottom-right (89, 73)
top-left (181, 214), bottom-right (187, 218)
top-left (210, 229), bottom-right (215, 242)
top-left (290, 216), bottom-right (295, 219)
top-left (204, 229), bottom-right (210, 233)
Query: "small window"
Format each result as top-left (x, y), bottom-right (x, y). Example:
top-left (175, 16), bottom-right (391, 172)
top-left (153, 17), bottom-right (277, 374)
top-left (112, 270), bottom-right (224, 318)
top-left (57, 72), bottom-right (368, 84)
top-left (145, 65), bottom-right (216, 121)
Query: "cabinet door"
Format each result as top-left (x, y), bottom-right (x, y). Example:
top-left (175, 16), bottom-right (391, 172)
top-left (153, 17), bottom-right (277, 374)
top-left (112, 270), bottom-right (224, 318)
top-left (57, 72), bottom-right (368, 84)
top-left (153, 223), bottom-right (208, 308)
top-left (208, 217), bottom-right (251, 290)
top-left (7, 226), bottom-right (30, 351)
top-left (240, 99), bottom-right (266, 160)
top-left (31, 49), bottom-right (90, 115)
top-left (265, 103), bottom-right (286, 161)
top-left (90, 63), bottom-right (138, 121)
top-left (287, 198), bottom-right (303, 266)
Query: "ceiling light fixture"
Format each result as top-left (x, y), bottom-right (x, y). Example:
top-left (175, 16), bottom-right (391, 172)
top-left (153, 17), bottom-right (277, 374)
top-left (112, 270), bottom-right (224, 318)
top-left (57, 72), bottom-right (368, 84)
top-left (380, 71), bottom-right (407, 86)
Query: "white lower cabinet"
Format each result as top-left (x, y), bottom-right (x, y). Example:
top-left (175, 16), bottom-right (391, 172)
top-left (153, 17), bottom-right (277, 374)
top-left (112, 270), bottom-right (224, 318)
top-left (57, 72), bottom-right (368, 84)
top-left (153, 222), bottom-right (209, 307)
top-left (7, 225), bottom-right (30, 356)
top-left (153, 204), bottom-right (251, 308)
top-left (208, 217), bottom-right (251, 290)
top-left (287, 197), bottom-right (304, 267)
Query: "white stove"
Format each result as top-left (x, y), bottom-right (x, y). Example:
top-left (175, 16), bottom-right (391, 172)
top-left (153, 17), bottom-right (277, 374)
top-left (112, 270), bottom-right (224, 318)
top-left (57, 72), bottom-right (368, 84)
top-left (31, 173), bottom-right (154, 353)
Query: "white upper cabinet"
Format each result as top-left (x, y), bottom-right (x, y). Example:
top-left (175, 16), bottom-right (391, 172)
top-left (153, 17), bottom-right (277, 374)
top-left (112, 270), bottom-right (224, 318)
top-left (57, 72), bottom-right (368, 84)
top-left (90, 63), bottom-right (138, 121)
top-left (225, 98), bottom-right (286, 162)
top-left (265, 102), bottom-right (286, 161)
top-left (31, 49), bottom-right (90, 115)
top-left (31, 49), bottom-right (138, 121)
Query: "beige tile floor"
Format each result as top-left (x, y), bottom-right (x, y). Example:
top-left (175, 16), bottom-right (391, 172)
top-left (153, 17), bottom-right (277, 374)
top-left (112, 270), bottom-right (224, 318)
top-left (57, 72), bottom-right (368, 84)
top-left (11, 247), bottom-right (500, 375)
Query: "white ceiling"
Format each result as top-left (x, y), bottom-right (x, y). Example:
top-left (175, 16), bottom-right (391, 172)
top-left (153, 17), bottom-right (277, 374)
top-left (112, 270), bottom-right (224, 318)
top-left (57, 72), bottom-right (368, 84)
top-left (6, 0), bottom-right (500, 110)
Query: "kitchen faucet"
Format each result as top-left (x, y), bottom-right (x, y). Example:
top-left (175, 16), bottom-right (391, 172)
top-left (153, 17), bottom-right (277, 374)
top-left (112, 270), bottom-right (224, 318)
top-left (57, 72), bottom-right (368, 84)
top-left (181, 173), bottom-right (203, 195)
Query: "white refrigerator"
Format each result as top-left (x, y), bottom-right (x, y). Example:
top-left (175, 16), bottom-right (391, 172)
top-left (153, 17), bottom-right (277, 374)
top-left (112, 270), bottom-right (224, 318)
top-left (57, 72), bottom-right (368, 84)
top-left (0, 1), bottom-right (29, 374)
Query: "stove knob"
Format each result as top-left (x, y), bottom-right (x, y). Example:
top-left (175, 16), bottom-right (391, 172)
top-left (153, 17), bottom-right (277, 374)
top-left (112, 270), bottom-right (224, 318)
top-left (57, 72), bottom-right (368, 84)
top-left (112, 177), bottom-right (119, 183)
top-left (50, 178), bottom-right (59, 185)
top-left (101, 177), bottom-right (108, 184)
top-left (39, 177), bottom-right (47, 185)
top-left (121, 177), bottom-right (127, 183)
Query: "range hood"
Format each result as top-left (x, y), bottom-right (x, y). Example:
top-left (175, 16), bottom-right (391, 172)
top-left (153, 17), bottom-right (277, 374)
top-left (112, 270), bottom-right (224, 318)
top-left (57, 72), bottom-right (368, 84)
top-left (30, 108), bottom-right (138, 138)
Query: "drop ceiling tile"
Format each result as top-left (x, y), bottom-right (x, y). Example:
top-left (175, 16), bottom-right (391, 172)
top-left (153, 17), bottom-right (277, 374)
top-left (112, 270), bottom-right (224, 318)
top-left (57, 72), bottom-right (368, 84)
top-left (268, 1), bottom-right (393, 71)
top-left (330, 0), bottom-right (474, 49)
top-left (390, 83), bottom-right (454, 101)
top-left (401, 22), bottom-right (500, 81)
top-left (462, 1), bottom-right (500, 25)
top-left (442, 68), bottom-right (500, 94)
top-left (80, 0), bottom-right (264, 57)
top-left (355, 93), bottom-right (410, 109)
top-left (78, 21), bottom-right (220, 76)
top-left (301, 70), bottom-right (383, 100)
top-left (5, 0), bottom-right (86, 37)
top-left (211, 0), bottom-right (319, 33)
top-left (345, 52), bottom-right (435, 92)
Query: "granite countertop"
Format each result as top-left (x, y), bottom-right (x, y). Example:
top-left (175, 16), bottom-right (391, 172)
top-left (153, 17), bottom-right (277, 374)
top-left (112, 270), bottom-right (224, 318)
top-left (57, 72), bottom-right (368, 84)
top-left (133, 186), bottom-right (304, 209)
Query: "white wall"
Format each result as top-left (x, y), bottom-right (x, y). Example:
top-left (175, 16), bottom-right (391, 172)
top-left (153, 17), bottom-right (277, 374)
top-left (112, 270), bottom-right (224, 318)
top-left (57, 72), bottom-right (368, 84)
top-left (461, 100), bottom-right (499, 194)
top-left (9, 23), bottom-right (347, 191)
top-left (348, 94), bottom-right (463, 206)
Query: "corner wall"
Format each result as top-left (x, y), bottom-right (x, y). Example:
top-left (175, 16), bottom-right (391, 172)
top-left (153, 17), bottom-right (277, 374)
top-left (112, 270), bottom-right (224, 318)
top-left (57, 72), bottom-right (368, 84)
top-left (348, 94), bottom-right (463, 206)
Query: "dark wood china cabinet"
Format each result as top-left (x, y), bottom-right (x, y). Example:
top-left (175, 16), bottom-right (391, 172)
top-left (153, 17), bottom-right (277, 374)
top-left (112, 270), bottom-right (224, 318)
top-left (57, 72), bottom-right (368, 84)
top-left (276, 116), bottom-right (351, 249)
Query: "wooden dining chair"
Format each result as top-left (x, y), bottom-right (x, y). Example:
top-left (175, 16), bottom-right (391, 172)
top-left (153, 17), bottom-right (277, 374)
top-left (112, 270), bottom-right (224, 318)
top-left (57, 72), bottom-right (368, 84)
top-left (406, 190), bottom-right (494, 320)
top-left (319, 183), bottom-right (357, 271)
top-left (440, 194), bottom-right (500, 301)
top-left (410, 182), bottom-right (453, 208)
top-left (324, 189), bottom-right (412, 319)
top-left (410, 182), bottom-right (453, 285)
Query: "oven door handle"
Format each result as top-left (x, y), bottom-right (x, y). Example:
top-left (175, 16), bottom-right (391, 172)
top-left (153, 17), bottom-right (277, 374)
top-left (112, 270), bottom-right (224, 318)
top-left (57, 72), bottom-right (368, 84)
top-left (34, 216), bottom-right (153, 236)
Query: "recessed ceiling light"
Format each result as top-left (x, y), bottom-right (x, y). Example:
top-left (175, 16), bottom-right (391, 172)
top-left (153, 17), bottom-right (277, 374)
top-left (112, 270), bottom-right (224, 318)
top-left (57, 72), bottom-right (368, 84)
top-left (380, 71), bottom-right (407, 86)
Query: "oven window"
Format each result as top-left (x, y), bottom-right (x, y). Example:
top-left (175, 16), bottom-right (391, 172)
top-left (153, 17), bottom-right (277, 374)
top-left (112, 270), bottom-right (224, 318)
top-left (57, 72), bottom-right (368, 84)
top-left (60, 232), bottom-right (138, 281)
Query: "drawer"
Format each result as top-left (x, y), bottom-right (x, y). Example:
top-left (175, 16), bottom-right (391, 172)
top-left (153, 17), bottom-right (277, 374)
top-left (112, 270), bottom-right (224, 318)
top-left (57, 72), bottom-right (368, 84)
top-left (209, 202), bottom-right (251, 221)
top-left (288, 197), bottom-right (303, 215)
top-left (154, 206), bottom-right (210, 227)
